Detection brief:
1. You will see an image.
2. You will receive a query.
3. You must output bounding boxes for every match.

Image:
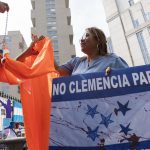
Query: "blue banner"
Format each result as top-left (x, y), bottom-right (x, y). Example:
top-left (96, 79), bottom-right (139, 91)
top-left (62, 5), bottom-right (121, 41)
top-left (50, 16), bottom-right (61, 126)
top-left (50, 64), bottom-right (150, 150)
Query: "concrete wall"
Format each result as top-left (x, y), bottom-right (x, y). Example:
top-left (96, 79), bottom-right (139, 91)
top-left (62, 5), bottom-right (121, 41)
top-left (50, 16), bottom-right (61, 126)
top-left (0, 31), bottom-right (27, 99)
top-left (31, 0), bottom-right (75, 65)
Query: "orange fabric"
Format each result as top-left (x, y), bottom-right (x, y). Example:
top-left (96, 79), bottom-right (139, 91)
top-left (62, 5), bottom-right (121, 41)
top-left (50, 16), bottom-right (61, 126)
top-left (0, 37), bottom-right (59, 150)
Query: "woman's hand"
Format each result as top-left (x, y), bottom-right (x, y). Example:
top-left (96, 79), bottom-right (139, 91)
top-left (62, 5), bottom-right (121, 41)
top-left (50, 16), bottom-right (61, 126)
top-left (0, 1), bottom-right (9, 13)
top-left (16, 35), bottom-right (45, 61)
top-left (30, 34), bottom-right (45, 55)
top-left (0, 53), bottom-right (5, 67)
top-left (31, 34), bottom-right (45, 43)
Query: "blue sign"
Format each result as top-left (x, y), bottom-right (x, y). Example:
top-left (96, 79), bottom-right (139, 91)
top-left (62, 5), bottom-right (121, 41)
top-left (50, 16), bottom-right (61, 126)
top-left (50, 65), bottom-right (150, 150)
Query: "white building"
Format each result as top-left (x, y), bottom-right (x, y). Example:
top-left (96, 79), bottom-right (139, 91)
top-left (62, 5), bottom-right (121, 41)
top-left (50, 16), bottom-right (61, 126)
top-left (0, 31), bottom-right (27, 99)
top-left (103, 0), bottom-right (150, 66)
top-left (31, 0), bottom-right (76, 65)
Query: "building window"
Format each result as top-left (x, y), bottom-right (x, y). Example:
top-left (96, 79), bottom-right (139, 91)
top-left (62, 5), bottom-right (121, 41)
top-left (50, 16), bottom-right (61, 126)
top-left (107, 38), bottom-right (114, 53)
top-left (54, 50), bottom-right (59, 53)
top-left (69, 34), bottom-right (73, 45)
top-left (54, 51), bottom-right (59, 56)
top-left (53, 39), bottom-right (58, 45)
top-left (47, 17), bottom-right (56, 22)
top-left (133, 19), bottom-right (139, 28)
top-left (5, 36), bottom-right (11, 43)
top-left (46, 8), bottom-right (56, 14)
top-left (67, 16), bottom-right (71, 25)
top-left (65, 0), bottom-right (69, 8)
top-left (51, 26), bottom-right (56, 30)
top-left (71, 55), bottom-right (76, 58)
top-left (137, 31), bottom-right (150, 64)
top-left (52, 39), bottom-right (58, 49)
top-left (19, 42), bottom-right (24, 49)
top-left (46, 11), bottom-right (56, 16)
top-left (1, 84), bottom-right (9, 94)
top-left (148, 26), bottom-right (150, 35)
top-left (31, 1), bottom-right (35, 9)
top-left (32, 18), bottom-right (36, 27)
top-left (47, 11), bottom-right (56, 17)
top-left (55, 55), bottom-right (60, 65)
top-left (145, 12), bottom-right (150, 21)
top-left (46, 4), bottom-right (55, 8)
top-left (18, 86), bottom-right (20, 94)
top-left (53, 41), bottom-right (59, 50)
top-left (47, 26), bottom-right (56, 30)
top-left (50, 8), bottom-right (56, 12)
top-left (46, 0), bottom-right (55, 4)
top-left (51, 35), bottom-right (58, 39)
top-left (47, 21), bottom-right (56, 25)
top-left (48, 31), bottom-right (57, 36)
top-left (128, 0), bottom-right (134, 6)
top-left (56, 60), bottom-right (60, 65)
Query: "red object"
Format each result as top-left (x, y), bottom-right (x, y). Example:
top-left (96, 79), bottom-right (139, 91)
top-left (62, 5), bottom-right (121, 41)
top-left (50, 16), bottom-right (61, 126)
top-left (0, 37), bottom-right (59, 150)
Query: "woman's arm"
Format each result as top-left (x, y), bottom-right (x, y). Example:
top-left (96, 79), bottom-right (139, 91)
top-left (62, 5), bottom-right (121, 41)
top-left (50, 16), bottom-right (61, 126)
top-left (16, 36), bottom-right (71, 76)
top-left (16, 35), bottom-right (41, 62)
top-left (16, 46), bottom-right (33, 62)
top-left (54, 60), bottom-right (71, 76)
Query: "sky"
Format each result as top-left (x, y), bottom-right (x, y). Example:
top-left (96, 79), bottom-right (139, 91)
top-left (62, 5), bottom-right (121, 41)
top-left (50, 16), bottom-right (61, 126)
top-left (70, 0), bottom-right (109, 56)
top-left (0, 0), bottom-right (139, 56)
top-left (0, 0), bottom-right (32, 45)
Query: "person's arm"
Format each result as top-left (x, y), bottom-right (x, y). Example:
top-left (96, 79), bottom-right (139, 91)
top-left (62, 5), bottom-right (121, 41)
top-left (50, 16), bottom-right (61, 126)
top-left (54, 60), bottom-right (71, 76)
top-left (16, 45), bottom-right (35, 62)
top-left (17, 35), bottom-right (71, 76)
top-left (16, 35), bottom-right (41, 62)
top-left (0, 1), bottom-right (9, 13)
top-left (16, 48), bottom-right (70, 76)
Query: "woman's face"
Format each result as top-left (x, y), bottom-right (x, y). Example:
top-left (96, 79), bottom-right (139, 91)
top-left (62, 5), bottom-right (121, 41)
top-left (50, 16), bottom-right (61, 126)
top-left (80, 30), bottom-right (98, 55)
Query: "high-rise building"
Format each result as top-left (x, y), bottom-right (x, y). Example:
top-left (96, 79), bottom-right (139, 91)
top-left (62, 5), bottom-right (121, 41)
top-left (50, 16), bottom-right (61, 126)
top-left (0, 31), bottom-right (27, 99)
top-left (103, 0), bottom-right (150, 66)
top-left (31, 0), bottom-right (76, 65)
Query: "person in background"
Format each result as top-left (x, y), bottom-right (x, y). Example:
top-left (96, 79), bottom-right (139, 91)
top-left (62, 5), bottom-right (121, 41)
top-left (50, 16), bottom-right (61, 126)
top-left (0, 1), bottom-right (9, 13)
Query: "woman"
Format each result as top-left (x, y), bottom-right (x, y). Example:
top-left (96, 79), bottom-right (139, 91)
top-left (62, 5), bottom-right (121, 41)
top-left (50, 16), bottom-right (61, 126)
top-left (16, 27), bottom-right (128, 76)
top-left (56, 27), bottom-right (128, 76)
